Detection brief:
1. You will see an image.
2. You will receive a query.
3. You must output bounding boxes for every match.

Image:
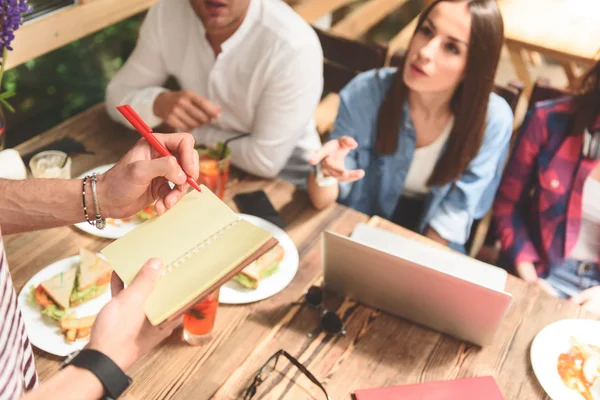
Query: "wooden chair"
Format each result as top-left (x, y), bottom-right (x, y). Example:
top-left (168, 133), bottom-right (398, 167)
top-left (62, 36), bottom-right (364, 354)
top-left (464, 81), bottom-right (524, 257)
top-left (314, 26), bottom-right (388, 94)
top-left (527, 78), bottom-right (572, 111)
top-left (313, 27), bottom-right (388, 137)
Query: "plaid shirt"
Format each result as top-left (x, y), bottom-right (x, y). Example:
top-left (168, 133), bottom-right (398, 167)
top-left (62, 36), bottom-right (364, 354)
top-left (493, 97), bottom-right (600, 275)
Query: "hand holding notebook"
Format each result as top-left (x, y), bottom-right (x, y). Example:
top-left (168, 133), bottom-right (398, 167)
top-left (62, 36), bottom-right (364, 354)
top-left (101, 186), bottom-right (278, 326)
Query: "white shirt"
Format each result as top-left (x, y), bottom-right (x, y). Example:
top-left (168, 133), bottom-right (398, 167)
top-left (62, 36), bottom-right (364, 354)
top-left (105, 0), bottom-right (324, 183)
top-left (403, 117), bottom-right (453, 198)
top-left (570, 177), bottom-right (600, 262)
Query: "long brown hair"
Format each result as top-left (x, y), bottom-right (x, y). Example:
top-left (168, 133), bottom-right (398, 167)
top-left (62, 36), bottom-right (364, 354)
top-left (376, 0), bottom-right (504, 186)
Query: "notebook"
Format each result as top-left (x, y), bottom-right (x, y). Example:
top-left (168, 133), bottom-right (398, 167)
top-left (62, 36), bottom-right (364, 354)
top-left (101, 186), bottom-right (278, 326)
top-left (353, 376), bottom-right (505, 400)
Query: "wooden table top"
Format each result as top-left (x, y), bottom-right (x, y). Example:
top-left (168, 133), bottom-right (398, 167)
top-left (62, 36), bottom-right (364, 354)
top-left (500, 0), bottom-right (600, 64)
top-left (6, 104), bottom-right (597, 399)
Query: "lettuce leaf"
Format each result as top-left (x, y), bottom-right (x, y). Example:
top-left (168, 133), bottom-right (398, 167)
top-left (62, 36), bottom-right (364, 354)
top-left (29, 285), bottom-right (37, 305)
top-left (41, 305), bottom-right (66, 321)
top-left (260, 262), bottom-right (280, 279)
top-left (233, 263), bottom-right (280, 289)
top-left (233, 274), bottom-right (257, 289)
top-left (70, 283), bottom-right (108, 304)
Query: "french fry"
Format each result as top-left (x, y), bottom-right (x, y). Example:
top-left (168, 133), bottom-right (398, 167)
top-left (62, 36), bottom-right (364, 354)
top-left (60, 315), bottom-right (96, 331)
top-left (60, 314), bottom-right (76, 332)
top-left (76, 327), bottom-right (91, 339)
top-left (66, 329), bottom-right (76, 342)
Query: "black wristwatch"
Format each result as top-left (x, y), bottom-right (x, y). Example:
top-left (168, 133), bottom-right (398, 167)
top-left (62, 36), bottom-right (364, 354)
top-left (61, 349), bottom-right (132, 399)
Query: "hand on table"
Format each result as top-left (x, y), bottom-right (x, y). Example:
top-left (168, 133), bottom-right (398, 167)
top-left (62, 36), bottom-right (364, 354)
top-left (153, 90), bottom-right (221, 131)
top-left (535, 278), bottom-right (558, 297)
top-left (569, 286), bottom-right (600, 315)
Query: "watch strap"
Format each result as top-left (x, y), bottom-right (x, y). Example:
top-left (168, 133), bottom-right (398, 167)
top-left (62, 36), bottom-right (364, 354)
top-left (64, 349), bottom-right (132, 399)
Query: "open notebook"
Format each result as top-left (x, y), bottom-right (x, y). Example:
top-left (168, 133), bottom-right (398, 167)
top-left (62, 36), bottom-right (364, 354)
top-left (101, 186), bottom-right (278, 326)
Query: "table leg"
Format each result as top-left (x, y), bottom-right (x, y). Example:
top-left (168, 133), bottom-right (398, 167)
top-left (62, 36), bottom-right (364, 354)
top-left (560, 61), bottom-right (580, 89)
top-left (506, 43), bottom-right (533, 97)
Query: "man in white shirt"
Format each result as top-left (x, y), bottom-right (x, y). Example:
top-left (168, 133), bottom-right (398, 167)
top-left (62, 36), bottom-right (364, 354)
top-left (106, 0), bottom-right (324, 185)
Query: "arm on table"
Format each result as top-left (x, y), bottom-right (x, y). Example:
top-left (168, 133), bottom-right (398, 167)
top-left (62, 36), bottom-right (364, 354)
top-left (22, 366), bottom-right (104, 400)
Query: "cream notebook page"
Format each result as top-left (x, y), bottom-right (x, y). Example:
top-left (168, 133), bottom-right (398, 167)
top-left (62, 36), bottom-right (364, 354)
top-left (101, 186), bottom-right (273, 325)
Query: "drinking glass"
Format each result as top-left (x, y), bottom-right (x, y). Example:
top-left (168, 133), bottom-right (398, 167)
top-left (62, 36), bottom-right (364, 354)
top-left (197, 148), bottom-right (231, 199)
top-left (29, 150), bottom-right (71, 179)
top-left (183, 287), bottom-right (220, 345)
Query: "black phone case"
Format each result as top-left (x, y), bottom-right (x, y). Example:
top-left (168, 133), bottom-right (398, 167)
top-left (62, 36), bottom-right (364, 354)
top-left (233, 190), bottom-right (286, 229)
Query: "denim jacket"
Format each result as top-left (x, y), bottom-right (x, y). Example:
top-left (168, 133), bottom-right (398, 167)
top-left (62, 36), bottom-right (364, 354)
top-left (331, 68), bottom-right (513, 249)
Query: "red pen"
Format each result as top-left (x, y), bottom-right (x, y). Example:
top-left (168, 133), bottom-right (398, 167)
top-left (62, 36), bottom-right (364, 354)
top-left (116, 105), bottom-right (202, 193)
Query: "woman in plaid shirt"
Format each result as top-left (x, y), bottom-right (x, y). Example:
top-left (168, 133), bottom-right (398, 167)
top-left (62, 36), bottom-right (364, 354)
top-left (494, 60), bottom-right (600, 313)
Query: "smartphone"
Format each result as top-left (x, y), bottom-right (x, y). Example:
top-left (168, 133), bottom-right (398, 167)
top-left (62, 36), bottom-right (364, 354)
top-left (233, 190), bottom-right (286, 229)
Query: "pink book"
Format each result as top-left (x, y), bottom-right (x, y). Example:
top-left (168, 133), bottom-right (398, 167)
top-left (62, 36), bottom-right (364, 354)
top-left (354, 376), bottom-right (505, 400)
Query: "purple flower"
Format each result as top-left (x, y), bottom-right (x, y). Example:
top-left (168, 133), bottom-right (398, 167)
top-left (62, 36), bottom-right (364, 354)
top-left (0, 0), bottom-right (33, 64)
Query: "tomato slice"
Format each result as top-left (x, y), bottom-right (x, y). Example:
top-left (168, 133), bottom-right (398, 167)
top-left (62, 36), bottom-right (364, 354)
top-left (34, 285), bottom-right (55, 308)
top-left (143, 206), bottom-right (157, 216)
top-left (96, 273), bottom-right (111, 286)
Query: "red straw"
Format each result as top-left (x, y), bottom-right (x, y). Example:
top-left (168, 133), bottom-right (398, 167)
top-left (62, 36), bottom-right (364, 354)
top-left (116, 105), bottom-right (202, 193)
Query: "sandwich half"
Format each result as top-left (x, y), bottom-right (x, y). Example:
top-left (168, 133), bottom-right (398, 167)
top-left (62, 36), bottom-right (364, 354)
top-left (233, 244), bottom-right (285, 289)
top-left (33, 268), bottom-right (77, 320)
top-left (70, 248), bottom-right (113, 306)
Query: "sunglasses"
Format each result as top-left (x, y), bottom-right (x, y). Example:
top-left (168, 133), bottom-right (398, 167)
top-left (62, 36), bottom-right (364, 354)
top-left (243, 349), bottom-right (331, 400)
top-left (303, 286), bottom-right (346, 336)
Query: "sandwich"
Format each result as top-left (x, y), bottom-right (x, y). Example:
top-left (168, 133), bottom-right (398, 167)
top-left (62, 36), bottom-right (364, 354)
top-left (32, 268), bottom-right (77, 321)
top-left (135, 204), bottom-right (157, 222)
top-left (233, 245), bottom-right (284, 289)
top-left (70, 248), bottom-right (113, 306)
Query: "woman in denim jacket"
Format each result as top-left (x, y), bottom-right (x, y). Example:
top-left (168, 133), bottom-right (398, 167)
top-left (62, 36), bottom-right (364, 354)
top-left (308, 0), bottom-right (513, 252)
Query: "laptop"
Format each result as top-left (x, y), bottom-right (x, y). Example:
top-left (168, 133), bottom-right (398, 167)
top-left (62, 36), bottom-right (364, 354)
top-left (322, 224), bottom-right (513, 346)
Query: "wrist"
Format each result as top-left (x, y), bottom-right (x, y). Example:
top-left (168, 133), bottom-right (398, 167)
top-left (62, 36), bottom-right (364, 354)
top-left (86, 343), bottom-right (135, 372)
top-left (314, 162), bottom-right (338, 188)
top-left (93, 173), bottom-right (111, 219)
top-left (152, 91), bottom-right (169, 119)
top-left (62, 365), bottom-right (105, 399)
top-left (64, 348), bottom-right (133, 399)
top-left (516, 262), bottom-right (538, 283)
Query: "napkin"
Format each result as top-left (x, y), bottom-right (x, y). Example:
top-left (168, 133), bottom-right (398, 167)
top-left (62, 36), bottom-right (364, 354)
top-left (0, 149), bottom-right (27, 179)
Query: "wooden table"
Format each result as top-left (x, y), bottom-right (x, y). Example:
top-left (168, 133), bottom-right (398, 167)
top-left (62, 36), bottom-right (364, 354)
top-left (500, 0), bottom-right (599, 91)
top-left (6, 104), bottom-right (597, 399)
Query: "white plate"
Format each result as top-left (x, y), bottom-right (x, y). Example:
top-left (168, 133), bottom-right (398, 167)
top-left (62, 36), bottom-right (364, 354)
top-left (74, 163), bottom-right (142, 239)
top-left (531, 319), bottom-right (600, 400)
top-left (219, 214), bottom-right (299, 304)
top-left (17, 255), bottom-right (111, 357)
